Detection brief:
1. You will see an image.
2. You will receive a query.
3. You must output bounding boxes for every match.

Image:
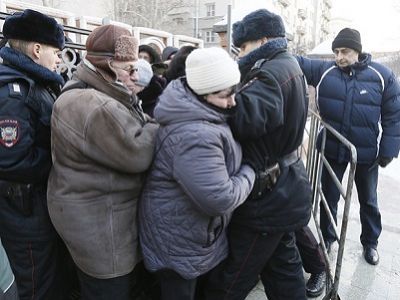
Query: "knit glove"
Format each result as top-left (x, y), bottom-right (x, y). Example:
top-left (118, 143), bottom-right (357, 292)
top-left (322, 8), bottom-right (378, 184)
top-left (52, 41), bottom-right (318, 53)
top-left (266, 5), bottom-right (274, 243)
top-left (378, 157), bottom-right (393, 168)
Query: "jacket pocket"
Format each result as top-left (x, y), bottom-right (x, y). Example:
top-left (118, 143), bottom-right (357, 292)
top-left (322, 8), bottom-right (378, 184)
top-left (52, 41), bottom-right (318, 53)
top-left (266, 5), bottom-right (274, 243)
top-left (2, 182), bottom-right (33, 216)
top-left (112, 200), bottom-right (138, 252)
top-left (204, 216), bottom-right (225, 248)
top-left (167, 215), bottom-right (227, 257)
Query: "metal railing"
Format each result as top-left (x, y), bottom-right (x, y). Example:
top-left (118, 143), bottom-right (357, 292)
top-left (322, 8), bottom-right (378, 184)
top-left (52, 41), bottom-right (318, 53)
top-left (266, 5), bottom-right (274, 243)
top-left (305, 110), bottom-right (357, 300)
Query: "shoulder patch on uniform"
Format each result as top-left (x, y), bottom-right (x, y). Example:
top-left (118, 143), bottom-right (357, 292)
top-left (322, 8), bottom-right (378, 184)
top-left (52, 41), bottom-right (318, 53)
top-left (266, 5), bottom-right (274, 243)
top-left (0, 119), bottom-right (20, 148)
top-left (8, 82), bottom-right (22, 97)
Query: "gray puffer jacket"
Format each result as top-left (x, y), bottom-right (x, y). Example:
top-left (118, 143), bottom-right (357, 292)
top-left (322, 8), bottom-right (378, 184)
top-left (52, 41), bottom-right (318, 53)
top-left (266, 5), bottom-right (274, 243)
top-left (139, 78), bottom-right (255, 279)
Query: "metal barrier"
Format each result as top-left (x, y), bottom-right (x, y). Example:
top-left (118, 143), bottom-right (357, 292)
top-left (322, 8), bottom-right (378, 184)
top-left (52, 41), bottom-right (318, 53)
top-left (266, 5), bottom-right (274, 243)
top-left (305, 110), bottom-right (357, 300)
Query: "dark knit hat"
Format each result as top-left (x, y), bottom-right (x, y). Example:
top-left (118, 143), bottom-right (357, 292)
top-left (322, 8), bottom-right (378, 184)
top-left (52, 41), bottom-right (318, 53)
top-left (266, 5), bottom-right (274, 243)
top-left (3, 9), bottom-right (65, 49)
top-left (332, 28), bottom-right (362, 53)
top-left (232, 9), bottom-right (285, 48)
top-left (85, 24), bottom-right (139, 82)
top-left (162, 46), bottom-right (178, 61)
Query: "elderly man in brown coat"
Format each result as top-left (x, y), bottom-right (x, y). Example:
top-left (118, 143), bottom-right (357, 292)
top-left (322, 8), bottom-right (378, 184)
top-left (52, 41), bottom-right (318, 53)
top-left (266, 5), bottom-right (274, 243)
top-left (47, 25), bottom-right (158, 300)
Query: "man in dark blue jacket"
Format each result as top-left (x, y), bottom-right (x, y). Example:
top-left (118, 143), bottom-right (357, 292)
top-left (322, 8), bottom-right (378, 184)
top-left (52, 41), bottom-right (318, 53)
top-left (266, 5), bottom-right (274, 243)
top-left (297, 28), bottom-right (400, 265)
top-left (0, 9), bottom-right (71, 299)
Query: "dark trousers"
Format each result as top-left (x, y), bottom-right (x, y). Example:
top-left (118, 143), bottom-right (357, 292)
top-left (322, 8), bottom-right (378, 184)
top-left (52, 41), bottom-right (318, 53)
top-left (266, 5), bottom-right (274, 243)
top-left (204, 225), bottom-right (306, 300)
top-left (0, 281), bottom-right (19, 300)
top-left (295, 226), bottom-right (326, 274)
top-left (131, 262), bottom-right (160, 300)
top-left (320, 158), bottom-right (381, 248)
top-left (0, 237), bottom-right (71, 300)
top-left (156, 270), bottom-right (198, 300)
top-left (0, 186), bottom-right (74, 300)
top-left (77, 267), bottom-right (134, 300)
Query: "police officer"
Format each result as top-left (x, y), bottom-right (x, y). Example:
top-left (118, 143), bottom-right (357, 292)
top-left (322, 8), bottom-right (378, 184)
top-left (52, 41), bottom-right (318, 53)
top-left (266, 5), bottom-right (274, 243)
top-left (205, 9), bottom-right (312, 300)
top-left (0, 9), bottom-right (68, 299)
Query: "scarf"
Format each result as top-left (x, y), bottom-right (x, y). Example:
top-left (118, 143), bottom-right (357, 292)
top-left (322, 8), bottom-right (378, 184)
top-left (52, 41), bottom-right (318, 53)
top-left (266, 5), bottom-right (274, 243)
top-left (0, 46), bottom-right (64, 86)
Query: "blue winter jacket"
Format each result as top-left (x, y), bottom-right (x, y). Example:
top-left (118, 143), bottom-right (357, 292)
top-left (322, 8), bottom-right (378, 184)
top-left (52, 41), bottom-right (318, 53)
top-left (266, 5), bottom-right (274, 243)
top-left (297, 54), bottom-right (400, 164)
top-left (139, 78), bottom-right (255, 279)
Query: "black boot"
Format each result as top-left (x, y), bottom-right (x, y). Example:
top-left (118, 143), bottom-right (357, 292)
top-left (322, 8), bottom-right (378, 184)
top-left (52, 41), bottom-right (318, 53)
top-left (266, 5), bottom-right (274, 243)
top-left (363, 247), bottom-right (379, 265)
top-left (306, 271), bottom-right (326, 298)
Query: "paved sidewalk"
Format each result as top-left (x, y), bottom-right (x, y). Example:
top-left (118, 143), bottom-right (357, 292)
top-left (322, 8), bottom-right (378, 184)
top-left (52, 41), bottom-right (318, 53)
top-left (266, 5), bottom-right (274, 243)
top-left (246, 160), bottom-right (400, 300)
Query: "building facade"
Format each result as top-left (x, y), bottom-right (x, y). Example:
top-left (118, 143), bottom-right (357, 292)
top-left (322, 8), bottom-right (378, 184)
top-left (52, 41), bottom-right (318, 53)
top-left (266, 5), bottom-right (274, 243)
top-left (219, 0), bottom-right (333, 54)
top-left (161, 0), bottom-right (231, 48)
top-left (3, 0), bottom-right (332, 53)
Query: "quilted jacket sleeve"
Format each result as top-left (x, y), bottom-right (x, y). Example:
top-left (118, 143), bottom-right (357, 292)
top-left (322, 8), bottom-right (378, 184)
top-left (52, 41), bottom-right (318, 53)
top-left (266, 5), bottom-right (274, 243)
top-left (172, 132), bottom-right (255, 217)
top-left (379, 72), bottom-right (400, 158)
top-left (296, 56), bottom-right (331, 87)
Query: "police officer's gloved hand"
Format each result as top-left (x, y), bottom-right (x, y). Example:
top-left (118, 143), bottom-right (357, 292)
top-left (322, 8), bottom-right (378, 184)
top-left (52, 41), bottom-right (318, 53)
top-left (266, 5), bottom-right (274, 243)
top-left (378, 157), bottom-right (393, 168)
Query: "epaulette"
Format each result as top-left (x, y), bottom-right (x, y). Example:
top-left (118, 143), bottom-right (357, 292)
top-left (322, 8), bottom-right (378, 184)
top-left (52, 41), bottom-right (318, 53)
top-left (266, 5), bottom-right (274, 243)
top-left (251, 58), bottom-right (269, 71)
top-left (8, 82), bottom-right (23, 97)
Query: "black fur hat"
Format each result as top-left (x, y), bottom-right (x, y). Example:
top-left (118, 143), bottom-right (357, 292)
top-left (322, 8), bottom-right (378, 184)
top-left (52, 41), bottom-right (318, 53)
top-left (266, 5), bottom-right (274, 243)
top-left (3, 9), bottom-right (65, 50)
top-left (332, 28), bottom-right (362, 53)
top-left (232, 9), bottom-right (285, 48)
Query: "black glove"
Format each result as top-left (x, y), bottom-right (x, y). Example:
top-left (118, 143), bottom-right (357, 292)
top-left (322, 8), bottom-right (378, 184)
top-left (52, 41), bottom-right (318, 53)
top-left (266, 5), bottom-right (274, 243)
top-left (378, 157), bottom-right (393, 168)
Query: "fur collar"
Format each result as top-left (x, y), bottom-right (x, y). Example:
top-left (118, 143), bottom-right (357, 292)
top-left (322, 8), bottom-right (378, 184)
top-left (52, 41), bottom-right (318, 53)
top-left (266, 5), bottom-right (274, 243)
top-left (0, 46), bottom-right (64, 86)
top-left (238, 37), bottom-right (288, 77)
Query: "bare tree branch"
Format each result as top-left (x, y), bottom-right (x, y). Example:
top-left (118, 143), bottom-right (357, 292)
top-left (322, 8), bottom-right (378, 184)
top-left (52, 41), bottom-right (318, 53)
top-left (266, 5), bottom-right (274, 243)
top-left (114, 0), bottom-right (194, 30)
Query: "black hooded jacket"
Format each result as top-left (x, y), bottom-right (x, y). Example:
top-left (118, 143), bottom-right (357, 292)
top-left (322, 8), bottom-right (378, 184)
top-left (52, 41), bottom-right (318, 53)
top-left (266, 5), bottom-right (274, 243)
top-left (229, 40), bottom-right (311, 233)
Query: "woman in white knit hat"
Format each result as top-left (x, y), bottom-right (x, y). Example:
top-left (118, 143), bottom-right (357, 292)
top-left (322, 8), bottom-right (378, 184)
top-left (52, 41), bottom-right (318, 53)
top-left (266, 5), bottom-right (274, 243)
top-left (138, 47), bottom-right (255, 299)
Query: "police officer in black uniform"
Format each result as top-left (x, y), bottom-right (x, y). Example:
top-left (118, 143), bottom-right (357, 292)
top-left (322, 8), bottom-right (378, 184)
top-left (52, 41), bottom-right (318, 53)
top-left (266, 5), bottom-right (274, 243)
top-left (0, 9), bottom-right (68, 299)
top-left (205, 9), bottom-right (312, 300)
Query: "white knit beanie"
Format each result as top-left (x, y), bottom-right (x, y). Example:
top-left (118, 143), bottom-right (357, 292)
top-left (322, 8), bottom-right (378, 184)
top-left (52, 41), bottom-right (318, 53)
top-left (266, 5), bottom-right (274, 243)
top-left (135, 59), bottom-right (154, 87)
top-left (185, 47), bottom-right (240, 95)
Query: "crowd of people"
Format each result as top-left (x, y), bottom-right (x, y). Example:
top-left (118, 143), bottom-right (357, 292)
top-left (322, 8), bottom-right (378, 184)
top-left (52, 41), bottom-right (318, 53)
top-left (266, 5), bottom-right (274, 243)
top-left (0, 7), bottom-right (399, 300)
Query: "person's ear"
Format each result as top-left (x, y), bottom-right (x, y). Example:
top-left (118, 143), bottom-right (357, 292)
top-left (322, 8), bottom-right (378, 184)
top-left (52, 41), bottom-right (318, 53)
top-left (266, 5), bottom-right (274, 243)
top-left (32, 43), bottom-right (41, 59)
top-left (260, 37), bottom-right (269, 45)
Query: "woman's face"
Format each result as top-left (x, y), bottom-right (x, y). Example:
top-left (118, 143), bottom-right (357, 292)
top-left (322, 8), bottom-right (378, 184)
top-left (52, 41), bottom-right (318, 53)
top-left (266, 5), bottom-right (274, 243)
top-left (204, 86), bottom-right (236, 109)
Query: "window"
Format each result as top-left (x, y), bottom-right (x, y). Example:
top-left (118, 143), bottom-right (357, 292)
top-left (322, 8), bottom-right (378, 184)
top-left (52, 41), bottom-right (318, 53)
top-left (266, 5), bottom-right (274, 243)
top-left (205, 31), bottom-right (216, 43)
top-left (206, 3), bottom-right (215, 17)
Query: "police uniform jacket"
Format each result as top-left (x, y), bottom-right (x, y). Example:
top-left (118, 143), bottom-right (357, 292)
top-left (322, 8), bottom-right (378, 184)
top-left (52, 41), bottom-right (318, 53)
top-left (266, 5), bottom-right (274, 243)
top-left (229, 40), bottom-right (312, 233)
top-left (0, 46), bottom-right (63, 241)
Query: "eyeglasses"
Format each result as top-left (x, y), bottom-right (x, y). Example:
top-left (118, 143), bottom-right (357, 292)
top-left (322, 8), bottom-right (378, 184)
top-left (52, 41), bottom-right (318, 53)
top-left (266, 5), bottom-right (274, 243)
top-left (113, 65), bottom-right (139, 76)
